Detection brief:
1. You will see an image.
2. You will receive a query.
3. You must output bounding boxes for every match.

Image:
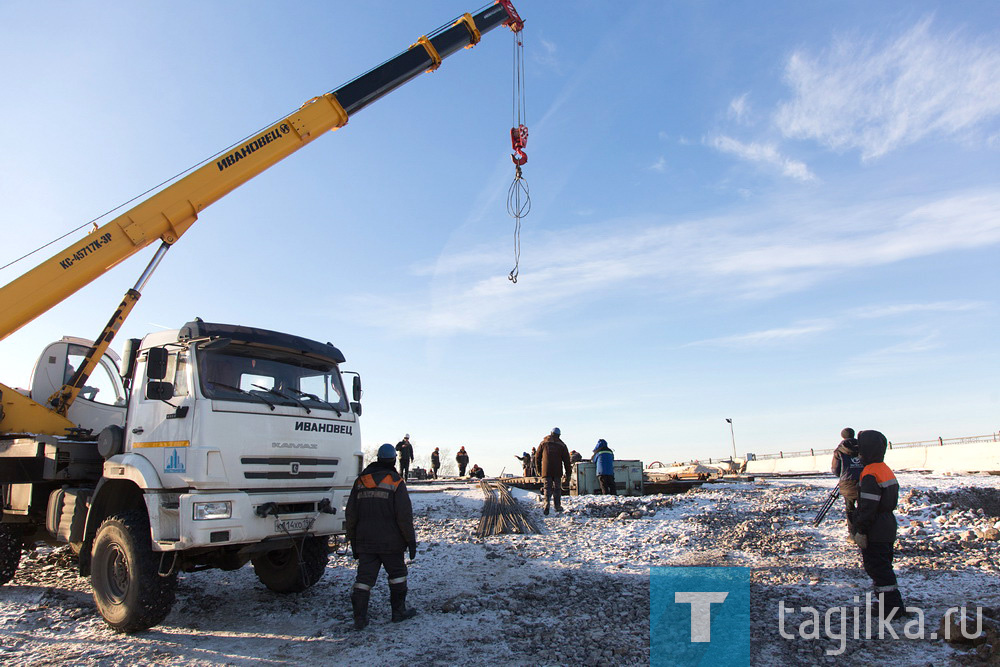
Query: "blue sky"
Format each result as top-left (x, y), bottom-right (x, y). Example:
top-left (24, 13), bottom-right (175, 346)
top-left (1, 1), bottom-right (997, 475)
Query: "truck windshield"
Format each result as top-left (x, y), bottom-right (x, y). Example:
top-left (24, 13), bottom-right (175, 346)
top-left (197, 345), bottom-right (348, 413)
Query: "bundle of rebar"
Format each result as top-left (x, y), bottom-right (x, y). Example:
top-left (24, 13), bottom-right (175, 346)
top-left (476, 480), bottom-right (542, 538)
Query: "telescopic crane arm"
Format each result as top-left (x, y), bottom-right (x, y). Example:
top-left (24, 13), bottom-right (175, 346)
top-left (0, 2), bottom-right (523, 344)
top-left (0, 2), bottom-right (522, 434)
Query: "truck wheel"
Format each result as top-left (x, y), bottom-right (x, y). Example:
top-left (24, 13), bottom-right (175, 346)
top-left (0, 524), bottom-right (22, 585)
top-left (90, 510), bottom-right (177, 633)
top-left (251, 536), bottom-right (328, 593)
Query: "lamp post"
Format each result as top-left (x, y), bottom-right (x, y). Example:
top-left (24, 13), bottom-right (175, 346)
top-left (726, 418), bottom-right (737, 460)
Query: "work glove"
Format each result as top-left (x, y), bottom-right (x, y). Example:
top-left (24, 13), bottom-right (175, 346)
top-left (853, 533), bottom-right (868, 550)
top-left (409, 544), bottom-right (417, 560)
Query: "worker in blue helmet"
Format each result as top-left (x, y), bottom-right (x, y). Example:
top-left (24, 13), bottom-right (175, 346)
top-left (592, 439), bottom-right (616, 495)
top-left (345, 443), bottom-right (417, 629)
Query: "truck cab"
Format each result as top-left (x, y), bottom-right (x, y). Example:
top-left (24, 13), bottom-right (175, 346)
top-left (1, 319), bottom-right (363, 632)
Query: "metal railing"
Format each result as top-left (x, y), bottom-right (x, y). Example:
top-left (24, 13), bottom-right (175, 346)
top-left (746, 432), bottom-right (999, 461)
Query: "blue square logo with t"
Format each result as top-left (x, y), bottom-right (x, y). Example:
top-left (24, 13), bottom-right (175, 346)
top-left (650, 567), bottom-right (751, 667)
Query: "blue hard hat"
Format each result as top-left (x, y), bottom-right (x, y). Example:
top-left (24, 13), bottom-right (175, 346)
top-left (552, 427), bottom-right (561, 436)
top-left (594, 438), bottom-right (607, 451)
top-left (378, 443), bottom-right (397, 459)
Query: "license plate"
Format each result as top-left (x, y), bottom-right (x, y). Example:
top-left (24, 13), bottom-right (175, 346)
top-left (274, 517), bottom-right (312, 533)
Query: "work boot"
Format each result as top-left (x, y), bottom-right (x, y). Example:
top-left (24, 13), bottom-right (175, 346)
top-left (878, 590), bottom-right (905, 620)
top-left (389, 583), bottom-right (417, 622)
top-left (350, 587), bottom-right (370, 630)
top-left (543, 505), bottom-right (550, 516)
top-left (555, 503), bottom-right (563, 513)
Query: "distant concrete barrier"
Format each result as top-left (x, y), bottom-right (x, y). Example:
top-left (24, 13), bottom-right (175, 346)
top-left (745, 438), bottom-right (1000, 475)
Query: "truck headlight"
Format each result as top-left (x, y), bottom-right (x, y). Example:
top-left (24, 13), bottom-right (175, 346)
top-left (193, 501), bottom-right (232, 520)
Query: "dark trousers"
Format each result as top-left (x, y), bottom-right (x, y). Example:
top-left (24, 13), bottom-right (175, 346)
top-left (399, 459), bottom-right (410, 480)
top-left (844, 497), bottom-right (857, 534)
top-left (599, 474), bottom-right (617, 495)
top-left (544, 477), bottom-right (562, 508)
top-left (354, 552), bottom-right (407, 589)
top-left (861, 541), bottom-right (903, 615)
top-left (458, 463), bottom-right (467, 476)
top-left (431, 465), bottom-right (439, 479)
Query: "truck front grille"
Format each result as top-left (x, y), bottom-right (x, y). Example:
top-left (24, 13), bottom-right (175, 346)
top-left (240, 456), bottom-right (339, 480)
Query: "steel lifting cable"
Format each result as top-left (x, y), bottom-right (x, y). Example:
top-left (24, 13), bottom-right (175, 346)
top-left (507, 25), bottom-right (530, 284)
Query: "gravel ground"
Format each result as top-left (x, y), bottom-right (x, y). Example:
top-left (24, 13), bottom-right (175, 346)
top-left (0, 474), bottom-right (998, 665)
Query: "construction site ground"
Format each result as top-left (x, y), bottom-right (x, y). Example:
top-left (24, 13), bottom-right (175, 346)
top-left (1, 474), bottom-right (999, 666)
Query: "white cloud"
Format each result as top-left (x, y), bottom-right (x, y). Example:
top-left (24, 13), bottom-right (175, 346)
top-left (533, 38), bottom-right (562, 74)
top-left (775, 18), bottom-right (1000, 160)
top-left (341, 189), bottom-right (1000, 337)
top-left (848, 301), bottom-right (985, 319)
top-left (708, 135), bottom-right (816, 182)
top-left (686, 323), bottom-right (832, 348)
top-left (841, 333), bottom-right (943, 378)
top-left (649, 156), bottom-right (666, 172)
top-left (728, 93), bottom-right (751, 123)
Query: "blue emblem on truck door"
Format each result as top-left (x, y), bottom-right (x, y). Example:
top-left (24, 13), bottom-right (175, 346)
top-left (165, 448), bottom-right (186, 474)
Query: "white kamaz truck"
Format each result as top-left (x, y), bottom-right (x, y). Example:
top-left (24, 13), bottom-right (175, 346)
top-left (0, 1), bottom-right (525, 633)
top-left (1, 321), bottom-right (363, 631)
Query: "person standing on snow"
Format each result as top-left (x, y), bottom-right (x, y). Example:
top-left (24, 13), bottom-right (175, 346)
top-left (395, 434), bottom-right (414, 481)
top-left (430, 447), bottom-right (441, 479)
top-left (830, 427), bottom-right (863, 536)
top-left (515, 452), bottom-right (532, 477)
top-left (592, 439), bottom-right (616, 495)
top-left (456, 446), bottom-right (470, 477)
top-left (852, 429), bottom-right (906, 620)
top-left (530, 447), bottom-right (540, 477)
top-left (538, 428), bottom-right (572, 515)
top-left (345, 443), bottom-right (418, 630)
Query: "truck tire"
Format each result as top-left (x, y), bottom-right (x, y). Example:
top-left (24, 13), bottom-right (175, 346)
top-left (0, 524), bottom-right (22, 585)
top-left (90, 510), bottom-right (177, 633)
top-left (251, 536), bottom-right (328, 594)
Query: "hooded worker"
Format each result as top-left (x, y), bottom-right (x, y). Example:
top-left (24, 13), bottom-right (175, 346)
top-left (852, 430), bottom-right (906, 620)
top-left (345, 443), bottom-right (417, 629)
top-left (592, 439), bottom-right (616, 495)
top-left (830, 427), bottom-right (863, 536)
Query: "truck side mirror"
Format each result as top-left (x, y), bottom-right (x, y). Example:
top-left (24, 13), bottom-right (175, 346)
top-left (146, 347), bottom-right (168, 380)
top-left (352, 375), bottom-right (362, 402)
top-left (146, 381), bottom-right (174, 401)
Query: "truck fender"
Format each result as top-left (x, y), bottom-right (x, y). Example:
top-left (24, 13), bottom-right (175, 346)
top-left (78, 454), bottom-right (162, 576)
top-left (102, 452), bottom-right (163, 490)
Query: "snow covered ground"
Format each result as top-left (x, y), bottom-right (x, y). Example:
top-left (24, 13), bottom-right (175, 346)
top-left (1, 473), bottom-right (999, 666)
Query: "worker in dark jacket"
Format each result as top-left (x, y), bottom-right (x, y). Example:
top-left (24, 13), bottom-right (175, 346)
top-left (430, 447), bottom-right (440, 479)
top-left (468, 464), bottom-right (485, 479)
top-left (395, 435), bottom-right (414, 481)
top-left (538, 428), bottom-right (572, 515)
top-left (345, 443), bottom-right (418, 629)
top-left (456, 446), bottom-right (469, 477)
top-left (852, 430), bottom-right (905, 620)
top-left (515, 452), bottom-right (532, 476)
top-left (592, 439), bottom-right (616, 495)
top-left (570, 450), bottom-right (583, 465)
top-left (830, 427), bottom-right (864, 536)
top-left (530, 447), bottom-right (539, 477)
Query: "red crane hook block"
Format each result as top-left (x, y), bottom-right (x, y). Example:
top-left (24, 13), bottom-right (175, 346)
top-left (510, 124), bottom-right (528, 165)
